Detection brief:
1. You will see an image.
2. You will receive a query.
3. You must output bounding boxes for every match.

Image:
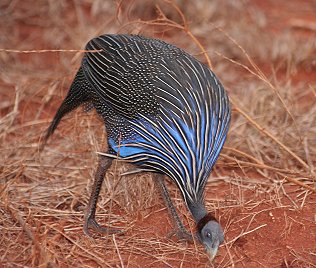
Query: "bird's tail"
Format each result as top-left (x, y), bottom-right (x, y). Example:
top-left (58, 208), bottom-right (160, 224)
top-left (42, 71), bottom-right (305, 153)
top-left (41, 65), bottom-right (92, 149)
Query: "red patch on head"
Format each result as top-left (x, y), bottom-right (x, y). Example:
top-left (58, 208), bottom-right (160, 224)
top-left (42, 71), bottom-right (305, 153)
top-left (196, 213), bottom-right (218, 233)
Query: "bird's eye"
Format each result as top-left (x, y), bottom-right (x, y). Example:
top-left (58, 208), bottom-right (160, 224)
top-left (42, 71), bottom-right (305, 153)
top-left (206, 232), bottom-right (212, 239)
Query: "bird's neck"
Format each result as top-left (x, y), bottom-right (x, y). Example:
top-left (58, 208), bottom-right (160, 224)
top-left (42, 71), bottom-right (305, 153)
top-left (188, 202), bottom-right (208, 223)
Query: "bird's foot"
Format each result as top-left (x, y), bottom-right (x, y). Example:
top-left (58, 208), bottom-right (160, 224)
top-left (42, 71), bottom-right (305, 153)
top-left (83, 216), bottom-right (123, 237)
top-left (167, 228), bottom-right (194, 243)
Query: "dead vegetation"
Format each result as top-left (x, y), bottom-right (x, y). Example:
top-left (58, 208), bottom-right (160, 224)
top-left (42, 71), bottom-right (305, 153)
top-left (0, 0), bottom-right (315, 267)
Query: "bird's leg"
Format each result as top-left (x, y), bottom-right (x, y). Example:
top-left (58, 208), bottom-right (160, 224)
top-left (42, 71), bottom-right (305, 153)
top-left (154, 174), bottom-right (193, 242)
top-left (83, 154), bottom-right (121, 236)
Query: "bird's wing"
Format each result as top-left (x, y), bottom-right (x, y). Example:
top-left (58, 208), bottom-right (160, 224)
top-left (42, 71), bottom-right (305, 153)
top-left (82, 34), bottom-right (179, 118)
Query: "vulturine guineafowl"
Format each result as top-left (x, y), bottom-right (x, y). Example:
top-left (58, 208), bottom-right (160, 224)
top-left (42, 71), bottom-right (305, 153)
top-left (43, 34), bottom-right (231, 260)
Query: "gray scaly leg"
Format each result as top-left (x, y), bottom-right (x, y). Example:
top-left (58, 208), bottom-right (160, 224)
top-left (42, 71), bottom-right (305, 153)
top-left (154, 174), bottom-right (193, 242)
top-left (83, 155), bottom-right (121, 236)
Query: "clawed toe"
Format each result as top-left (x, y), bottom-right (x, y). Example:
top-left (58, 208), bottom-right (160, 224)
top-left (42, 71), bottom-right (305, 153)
top-left (167, 228), bottom-right (194, 243)
top-left (83, 216), bottom-right (123, 236)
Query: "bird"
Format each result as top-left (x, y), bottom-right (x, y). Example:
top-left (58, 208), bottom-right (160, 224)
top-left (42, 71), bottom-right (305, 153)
top-left (43, 34), bottom-right (231, 261)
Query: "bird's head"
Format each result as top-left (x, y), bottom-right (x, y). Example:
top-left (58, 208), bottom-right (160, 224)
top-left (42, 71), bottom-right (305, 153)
top-left (196, 213), bottom-right (224, 261)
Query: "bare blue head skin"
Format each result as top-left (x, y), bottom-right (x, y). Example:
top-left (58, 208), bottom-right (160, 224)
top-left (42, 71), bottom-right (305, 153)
top-left (189, 203), bottom-right (224, 261)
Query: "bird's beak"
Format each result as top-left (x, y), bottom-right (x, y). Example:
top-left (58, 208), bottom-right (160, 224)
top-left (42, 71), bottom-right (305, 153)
top-left (206, 245), bottom-right (219, 262)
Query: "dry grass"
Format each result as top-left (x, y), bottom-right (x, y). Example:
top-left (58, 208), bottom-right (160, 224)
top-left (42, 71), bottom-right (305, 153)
top-left (0, 0), bottom-right (315, 267)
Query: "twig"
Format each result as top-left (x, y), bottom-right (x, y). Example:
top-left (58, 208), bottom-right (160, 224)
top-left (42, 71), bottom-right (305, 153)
top-left (113, 234), bottom-right (124, 268)
top-left (44, 222), bottom-right (111, 267)
top-left (278, 174), bottom-right (315, 193)
top-left (213, 25), bottom-right (301, 139)
top-left (225, 224), bottom-right (267, 245)
top-left (230, 98), bottom-right (310, 171)
top-left (0, 49), bottom-right (102, 53)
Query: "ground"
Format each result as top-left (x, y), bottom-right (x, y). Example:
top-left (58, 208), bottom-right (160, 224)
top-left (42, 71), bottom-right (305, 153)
top-left (0, 1), bottom-right (315, 267)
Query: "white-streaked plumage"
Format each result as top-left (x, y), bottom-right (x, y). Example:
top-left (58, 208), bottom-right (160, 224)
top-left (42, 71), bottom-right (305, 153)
top-left (79, 34), bottom-right (231, 205)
